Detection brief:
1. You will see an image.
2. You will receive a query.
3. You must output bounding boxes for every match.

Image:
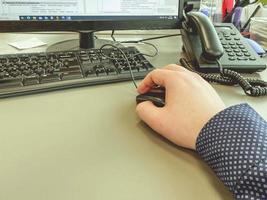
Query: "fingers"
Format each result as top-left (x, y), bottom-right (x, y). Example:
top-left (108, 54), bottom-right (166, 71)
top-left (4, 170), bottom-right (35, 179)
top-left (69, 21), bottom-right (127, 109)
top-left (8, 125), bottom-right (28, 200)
top-left (137, 69), bottom-right (171, 94)
top-left (137, 64), bottom-right (190, 94)
top-left (136, 101), bottom-right (162, 128)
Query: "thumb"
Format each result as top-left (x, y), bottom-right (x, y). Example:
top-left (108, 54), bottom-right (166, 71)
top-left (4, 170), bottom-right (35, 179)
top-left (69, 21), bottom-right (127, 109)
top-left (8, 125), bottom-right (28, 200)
top-left (136, 101), bottom-right (161, 128)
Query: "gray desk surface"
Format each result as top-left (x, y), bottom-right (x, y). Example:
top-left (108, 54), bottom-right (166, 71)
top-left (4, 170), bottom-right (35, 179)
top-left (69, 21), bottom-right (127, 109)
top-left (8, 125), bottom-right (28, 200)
top-left (0, 31), bottom-right (266, 200)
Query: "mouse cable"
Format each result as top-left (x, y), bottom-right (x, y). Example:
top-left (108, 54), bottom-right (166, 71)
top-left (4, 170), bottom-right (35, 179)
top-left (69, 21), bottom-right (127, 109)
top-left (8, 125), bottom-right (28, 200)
top-left (99, 43), bottom-right (138, 89)
top-left (121, 33), bottom-right (181, 43)
top-left (180, 58), bottom-right (267, 97)
top-left (100, 33), bottom-right (160, 58)
top-left (109, 38), bottom-right (159, 58)
top-left (111, 29), bottom-right (181, 43)
top-left (118, 41), bottom-right (159, 58)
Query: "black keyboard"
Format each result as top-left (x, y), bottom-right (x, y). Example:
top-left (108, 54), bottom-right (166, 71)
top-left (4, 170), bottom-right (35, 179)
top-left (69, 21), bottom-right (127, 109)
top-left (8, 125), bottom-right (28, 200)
top-left (0, 47), bottom-right (155, 98)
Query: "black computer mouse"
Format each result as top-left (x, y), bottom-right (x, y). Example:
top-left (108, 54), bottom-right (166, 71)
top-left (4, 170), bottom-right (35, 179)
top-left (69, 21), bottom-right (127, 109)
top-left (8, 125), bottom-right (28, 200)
top-left (136, 88), bottom-right (165, 107)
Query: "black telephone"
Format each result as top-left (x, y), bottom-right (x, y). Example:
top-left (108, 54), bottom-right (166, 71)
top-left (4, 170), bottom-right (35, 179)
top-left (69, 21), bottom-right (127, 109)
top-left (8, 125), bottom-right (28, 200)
top-left (180, 12), bottom-right (267, 97)
top-left (181, 12), bottom-right (266, 73)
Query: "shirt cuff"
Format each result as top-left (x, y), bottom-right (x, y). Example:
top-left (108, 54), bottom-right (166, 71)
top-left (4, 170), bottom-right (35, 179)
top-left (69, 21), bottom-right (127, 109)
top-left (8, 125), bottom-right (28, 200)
top-left (196, 103), bottom-right (267, 193)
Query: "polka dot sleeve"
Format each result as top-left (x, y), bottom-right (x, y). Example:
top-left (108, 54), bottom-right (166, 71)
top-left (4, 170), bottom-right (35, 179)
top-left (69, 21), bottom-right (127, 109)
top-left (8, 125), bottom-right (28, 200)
top-left (196, 104), bottom-right (267, 200)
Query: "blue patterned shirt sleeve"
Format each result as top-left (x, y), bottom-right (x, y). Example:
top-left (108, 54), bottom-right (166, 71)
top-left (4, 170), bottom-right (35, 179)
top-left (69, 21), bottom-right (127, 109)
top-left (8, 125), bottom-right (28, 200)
top-left (196, 104), bottom-right (267, 200)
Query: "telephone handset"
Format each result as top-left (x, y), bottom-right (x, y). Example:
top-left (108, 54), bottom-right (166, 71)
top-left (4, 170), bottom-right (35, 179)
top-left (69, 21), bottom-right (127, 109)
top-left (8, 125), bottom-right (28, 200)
top-left (180, 12), bottom-right (267, 96)
top-left (185, 12), bottom-right (224, 62)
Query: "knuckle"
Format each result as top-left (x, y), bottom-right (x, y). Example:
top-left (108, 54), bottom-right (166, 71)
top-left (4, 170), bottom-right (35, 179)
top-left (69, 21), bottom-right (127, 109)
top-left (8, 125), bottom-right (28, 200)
top-left (152, 68), bottom-right (163, 74)
top-left (166, 64), bottom-right (179, 68)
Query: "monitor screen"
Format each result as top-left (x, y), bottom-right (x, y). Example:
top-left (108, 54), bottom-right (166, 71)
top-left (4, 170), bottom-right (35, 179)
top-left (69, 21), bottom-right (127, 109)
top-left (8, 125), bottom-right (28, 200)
top-left (1, 0), bottom-right (179, 21)
top-left (0, 0), bottom-right (183, 32)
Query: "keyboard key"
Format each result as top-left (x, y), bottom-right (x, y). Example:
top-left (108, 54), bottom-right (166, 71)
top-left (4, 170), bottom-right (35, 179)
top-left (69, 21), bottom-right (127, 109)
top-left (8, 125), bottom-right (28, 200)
top-left (0, 77), bottom-right (22, 88)
top-left (23, 76), bottom-right (39, 86)
top-left (35, 68), bottom-right (45, 75)
top-left (68, 65), bottom-right (81, 70)
top-left (230, 31), bottom-right (236, 35)
top-left (228, 52), bottom-right (235, 57)
top-left (61, 71), bottom-right (82, 80)
top-left (106, 68), bottom-right (117, 75)
top-left (230, 45), bottom-right (238, 49)
top-left (228, 57), bottom-right (236, 61)
top-left (95, 68), bottom-right (106, 76)
top-left (85, 69), bottom-right (97, 77)
top-left (0, 58), bottom-right (8, 63)
top-left (237, 57), bottom-right (248, 61)
top-left (40, 74), bottom-right (60, 83)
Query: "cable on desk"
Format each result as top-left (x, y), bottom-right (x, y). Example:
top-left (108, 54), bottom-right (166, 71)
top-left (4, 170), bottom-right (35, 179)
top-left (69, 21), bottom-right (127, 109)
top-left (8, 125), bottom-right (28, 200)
top-left (180, 58), bottom-right (267, 97)
top-left (121, 33), bottom-right (181, 43)
top-left (111, 30), bottom-right (116, 41)
top-left (99, 43), bottom-right (138, 88)
top-left (110, 30), bottom-right (181, 43)
top-left (119, 41), bottom-right (159, 58)
top-left (108, 32), bottom-right (159, 58)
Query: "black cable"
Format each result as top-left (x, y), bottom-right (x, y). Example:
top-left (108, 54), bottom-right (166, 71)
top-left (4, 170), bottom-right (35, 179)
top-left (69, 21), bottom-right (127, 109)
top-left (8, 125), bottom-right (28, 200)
top-left (120, 41), bottom-right (159, 58)
top-left (99, 43), bottom-right (138, 88)
top-left (108, 30), bottom-right (180, 43)
top-left (110, 39), bottom-right (159, 58)
top-left (120, 33), bottom-right (181, 43)
top-left (223, 0), bottom-right (259, 22)
top-left (240, 4), bottom-right (261, 32)
top-left (98, 32), bottom-right (179, 88)
top-left (111, 30), bottom-right (116, 41)
top-left (180, 58), bottom-right (267, 97)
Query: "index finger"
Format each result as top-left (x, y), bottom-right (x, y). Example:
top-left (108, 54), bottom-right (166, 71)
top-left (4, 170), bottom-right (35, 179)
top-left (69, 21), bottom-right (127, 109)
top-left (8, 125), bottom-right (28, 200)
top-left (137, 69), bottom-right (171, 94)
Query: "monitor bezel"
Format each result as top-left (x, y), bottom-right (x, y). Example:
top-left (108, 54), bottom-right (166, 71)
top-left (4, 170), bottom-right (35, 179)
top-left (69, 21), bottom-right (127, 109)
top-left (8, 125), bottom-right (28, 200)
top-left (0, 0), bottom-right (184, 32)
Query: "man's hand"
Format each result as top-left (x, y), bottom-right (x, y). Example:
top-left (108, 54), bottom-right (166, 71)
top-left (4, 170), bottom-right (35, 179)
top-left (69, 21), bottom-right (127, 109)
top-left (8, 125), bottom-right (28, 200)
top-left (136, 64), bottom-right (225, 150)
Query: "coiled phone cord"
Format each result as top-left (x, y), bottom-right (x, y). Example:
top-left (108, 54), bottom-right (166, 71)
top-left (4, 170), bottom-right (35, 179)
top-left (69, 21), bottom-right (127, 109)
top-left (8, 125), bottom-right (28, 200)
top-left (180, 58), bottom-right (267, 97)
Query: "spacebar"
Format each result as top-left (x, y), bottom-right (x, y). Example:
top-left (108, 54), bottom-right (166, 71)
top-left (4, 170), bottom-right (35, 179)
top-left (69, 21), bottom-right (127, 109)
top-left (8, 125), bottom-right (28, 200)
top-left (0, 78), bottom-right (23, 88)
top-left (61, 71), bottom-right (82, 80)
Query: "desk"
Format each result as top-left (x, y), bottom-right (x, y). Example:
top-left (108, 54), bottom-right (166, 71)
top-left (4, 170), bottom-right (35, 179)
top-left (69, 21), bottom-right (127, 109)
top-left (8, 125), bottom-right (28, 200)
top-left (0, 31), bottom-right (266, 200)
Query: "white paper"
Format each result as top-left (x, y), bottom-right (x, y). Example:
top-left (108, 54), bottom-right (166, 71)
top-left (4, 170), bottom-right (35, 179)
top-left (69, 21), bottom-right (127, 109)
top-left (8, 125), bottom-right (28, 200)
top-left (8, 38), bottom-right (47, 50)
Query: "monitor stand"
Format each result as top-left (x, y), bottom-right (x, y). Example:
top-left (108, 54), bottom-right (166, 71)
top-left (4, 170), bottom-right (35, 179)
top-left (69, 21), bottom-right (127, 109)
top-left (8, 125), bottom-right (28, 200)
top-left (46, 31), bottom-right (123, 52)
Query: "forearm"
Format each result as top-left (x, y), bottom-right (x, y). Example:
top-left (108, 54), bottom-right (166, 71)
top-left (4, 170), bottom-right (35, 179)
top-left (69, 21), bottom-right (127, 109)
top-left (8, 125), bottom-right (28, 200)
top-left (196, 104), bottom-right (267, 199)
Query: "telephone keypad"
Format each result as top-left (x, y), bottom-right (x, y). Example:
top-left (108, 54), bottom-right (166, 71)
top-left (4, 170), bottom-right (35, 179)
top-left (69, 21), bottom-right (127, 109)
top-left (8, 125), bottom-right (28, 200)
top-left (218, 28), bottom-right (261, 64)
top-left (230, 31), bottom-right (236, 35)
top-left (231, 45), bottom-right (238, 49)
top-left (228, 52), bottom-right (235, 56)
top-left (237, 57), bottom-right (248, 61)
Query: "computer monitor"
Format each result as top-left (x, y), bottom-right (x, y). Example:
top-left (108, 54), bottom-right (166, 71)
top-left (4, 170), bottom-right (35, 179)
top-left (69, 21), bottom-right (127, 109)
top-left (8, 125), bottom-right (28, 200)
top-left (0, 0), bottom-right (184, 49)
